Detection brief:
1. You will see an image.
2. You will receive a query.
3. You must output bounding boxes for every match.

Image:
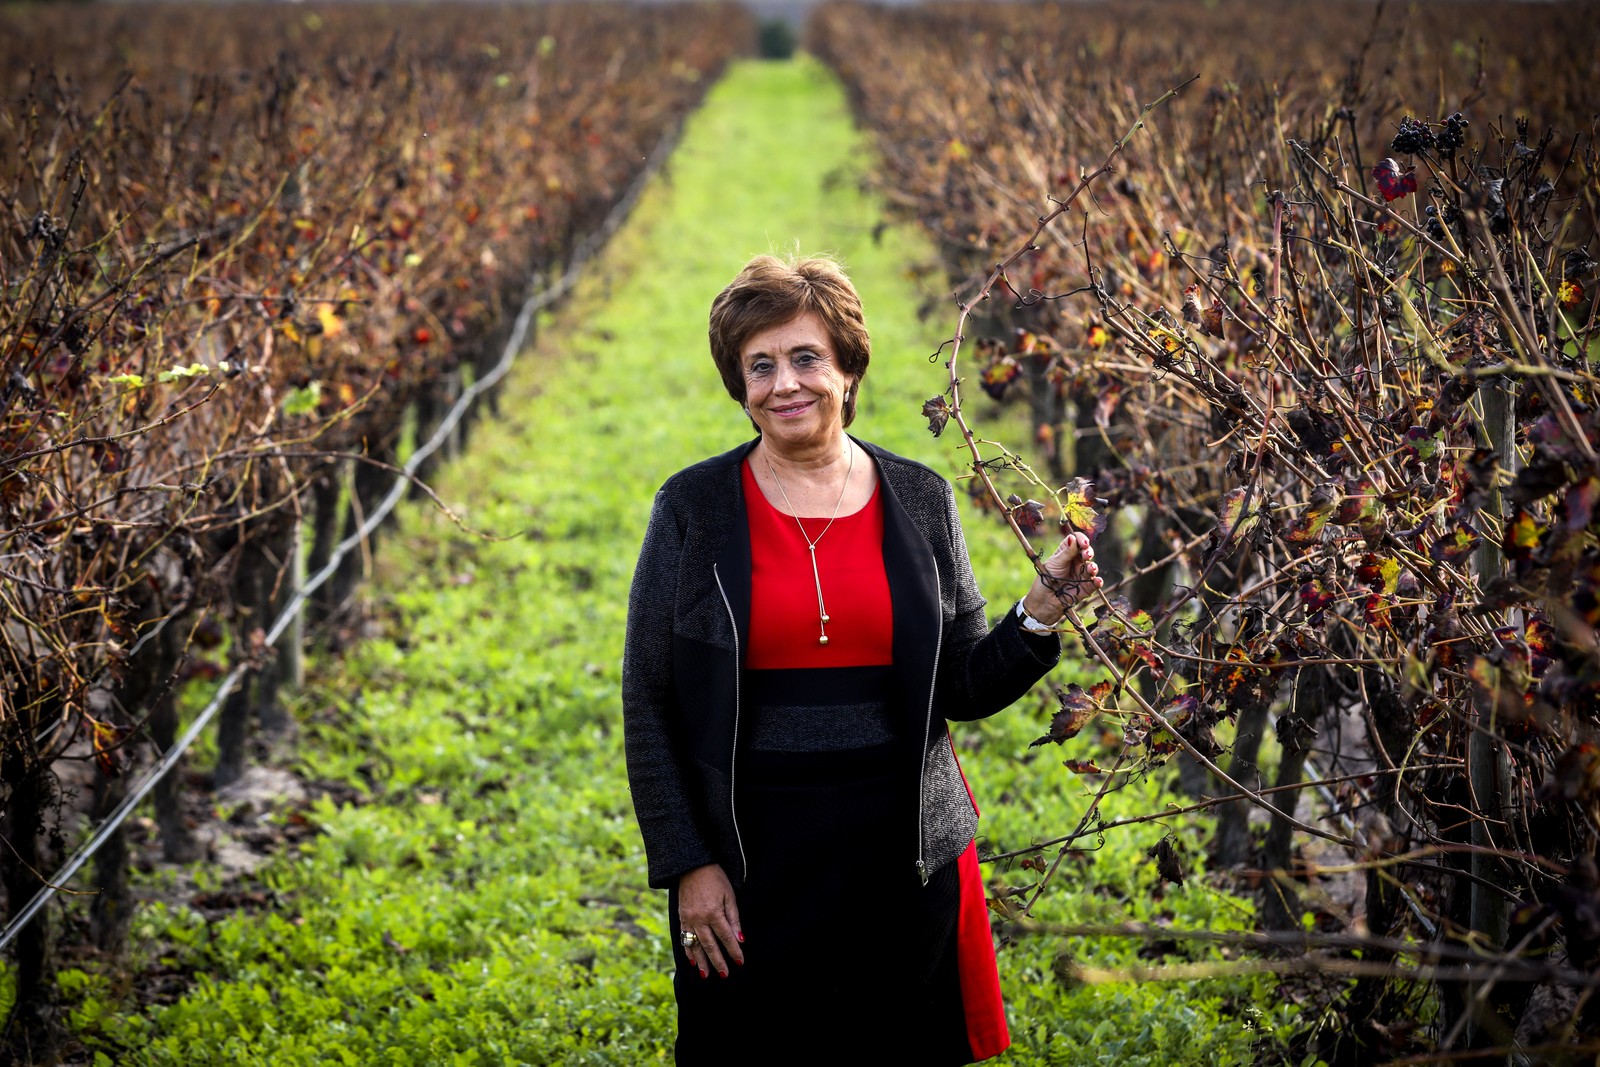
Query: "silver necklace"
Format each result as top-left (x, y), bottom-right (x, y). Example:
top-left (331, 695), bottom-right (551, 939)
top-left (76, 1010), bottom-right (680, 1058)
top-left (763, 442), bottom-right (855, 646)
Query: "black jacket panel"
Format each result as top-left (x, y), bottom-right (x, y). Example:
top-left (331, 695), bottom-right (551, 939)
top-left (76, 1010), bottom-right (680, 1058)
top-left (622, 437), bottom-right (1059, 891)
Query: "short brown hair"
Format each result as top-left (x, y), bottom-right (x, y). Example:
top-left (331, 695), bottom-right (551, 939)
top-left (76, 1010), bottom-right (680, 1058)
top-left (708, 254), bottom-right (871, 427)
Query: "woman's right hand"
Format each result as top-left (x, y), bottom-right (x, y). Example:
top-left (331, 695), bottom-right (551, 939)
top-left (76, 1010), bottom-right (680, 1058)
top-left (678, 863), bottom-right (744, 978)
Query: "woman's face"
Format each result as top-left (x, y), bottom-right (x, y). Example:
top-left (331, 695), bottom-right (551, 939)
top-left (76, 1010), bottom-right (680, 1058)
top-left (740, 311), bottom-right (855, 454)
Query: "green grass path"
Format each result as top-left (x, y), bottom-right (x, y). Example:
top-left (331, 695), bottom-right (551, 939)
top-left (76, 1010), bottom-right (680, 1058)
top-left (89, 59), bottom-right (1294, 1065)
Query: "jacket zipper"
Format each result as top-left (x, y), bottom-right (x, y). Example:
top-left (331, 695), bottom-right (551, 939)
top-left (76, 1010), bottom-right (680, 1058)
top-left (915, 552), bottom-right (943, 887)
top-left (712, 563), bottom-right (749, 882)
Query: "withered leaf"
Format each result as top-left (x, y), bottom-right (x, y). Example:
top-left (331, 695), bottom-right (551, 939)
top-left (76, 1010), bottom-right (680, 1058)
top-left (1563, 477), bottom-right (1599, 532)
top-left (1538, 743), bottom-right (1600, 804)
top-left (1148, 834), bottom-right (1186, 886)
top-left (1183, 284), bottom-right (1225, 338)
top-left (922, 396), bottom-right (951, 436)
top-left (1030, 681), bottom-right (1110, 747)
top-left (1215, 486), bottom-right (1259, 545)
top-left (1181, 284), bottom-right (1204, 325)
top-left (1009, 495), bottom-right (1046, 533)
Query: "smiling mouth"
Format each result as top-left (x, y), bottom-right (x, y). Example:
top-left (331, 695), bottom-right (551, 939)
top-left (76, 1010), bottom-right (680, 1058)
top-left (771, 401), bottom-right (813, 416)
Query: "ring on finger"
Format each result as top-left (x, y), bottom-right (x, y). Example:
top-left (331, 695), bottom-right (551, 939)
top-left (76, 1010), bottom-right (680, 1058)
top-left (680, 930), bottom-right (699, 949)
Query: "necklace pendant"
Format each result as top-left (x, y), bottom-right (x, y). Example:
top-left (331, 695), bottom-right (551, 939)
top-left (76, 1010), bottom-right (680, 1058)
top-left (820, 614), bottom-right (830, 624)
top-left (818, 635), bottom-right (829, 646)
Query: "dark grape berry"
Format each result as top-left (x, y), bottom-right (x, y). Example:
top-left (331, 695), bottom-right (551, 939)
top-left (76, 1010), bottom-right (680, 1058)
top-left (1424, 204), bottom-right (1462, 242)
top-left (1437, 112), bottom-right (1469, 158)
top-left (1391, 117), bottom-right (1434, 155)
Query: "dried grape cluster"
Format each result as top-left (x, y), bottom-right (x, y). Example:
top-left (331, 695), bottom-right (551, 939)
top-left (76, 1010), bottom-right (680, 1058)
top-left (1391, 116), bottom-right (1436, 155)
top-left (1437, 111), bottom-right (1471, 158)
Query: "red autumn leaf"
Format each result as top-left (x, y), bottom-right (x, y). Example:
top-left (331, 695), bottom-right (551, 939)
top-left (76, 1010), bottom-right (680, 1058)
top-left (1524, 615), bottom-right (1555, 676)
top-left (980, 354), bottom-right (1021, 400)
top-left (1558, 279), bottom-right (1585, 310)
top-left (1141, 719), bottom-right (1182, 758)
top-left (1430, 524), bottom-right (1481, 564)
top-left (1333, 475), bottom-right (1381, 525)
top-left (922, 396), bottom-right (951, 436)
top-left (1008, 494), bottom-right (1046, 533)
top-left (1299, 578), bottom-right (1335, 618)
top-left (1064, 759), bottom-right (1105, 775)
top-left (1372, 158), bottom-right (1419, 202)
top-left (1364, 593), bottom-right (1393, 630)
top-left (90, 718), bottom-right (129, 778)
top-left (1502, 509), bottom-right (1547, 561)
top-left (1354, 553), bottom-right (1401, 595)
top-left (1285, 483), bottom-right (1340, 544)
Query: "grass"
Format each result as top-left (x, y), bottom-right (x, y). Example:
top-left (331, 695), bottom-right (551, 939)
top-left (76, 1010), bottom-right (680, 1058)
top-left (59, 57), bottom-right (1302, 1065)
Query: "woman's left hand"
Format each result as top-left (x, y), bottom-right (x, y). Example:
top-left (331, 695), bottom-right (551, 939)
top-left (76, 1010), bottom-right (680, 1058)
top-left (1021, 531), bottom-right (1102, 626)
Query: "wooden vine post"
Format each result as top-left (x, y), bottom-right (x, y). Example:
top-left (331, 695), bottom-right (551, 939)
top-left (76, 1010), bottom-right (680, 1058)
top-left (1465, 371), bottom-right (1516, 1045)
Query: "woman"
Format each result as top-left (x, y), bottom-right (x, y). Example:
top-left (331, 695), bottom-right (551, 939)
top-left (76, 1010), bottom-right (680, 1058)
top-left (622, 254), bottom-right (1100, 1064)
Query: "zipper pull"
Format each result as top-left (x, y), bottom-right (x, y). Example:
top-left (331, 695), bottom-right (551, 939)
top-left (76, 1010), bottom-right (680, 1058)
top-left (915, 859), bottom-right (929, 886)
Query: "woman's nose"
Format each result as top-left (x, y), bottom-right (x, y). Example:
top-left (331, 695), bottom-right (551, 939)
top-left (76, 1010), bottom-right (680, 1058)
top-left (771, 357), bottom-right (799, 392)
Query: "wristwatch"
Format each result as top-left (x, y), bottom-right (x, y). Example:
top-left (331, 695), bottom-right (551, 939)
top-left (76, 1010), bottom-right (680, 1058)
top-left (1015, 599), bottom-right (1056, 635)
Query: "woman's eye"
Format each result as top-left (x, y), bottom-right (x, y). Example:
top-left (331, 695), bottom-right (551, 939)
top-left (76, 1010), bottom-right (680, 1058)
top-left (749, 360), bottom-right (773, 375)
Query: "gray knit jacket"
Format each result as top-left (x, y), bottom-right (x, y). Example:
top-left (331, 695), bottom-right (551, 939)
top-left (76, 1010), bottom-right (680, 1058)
top-left (621, 436), bottom-right (1059, 891)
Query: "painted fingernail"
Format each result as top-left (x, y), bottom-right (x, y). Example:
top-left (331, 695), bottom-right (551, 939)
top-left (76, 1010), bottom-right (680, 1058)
top-left (736, 931), bottom-right (745, 943)
top-left (734, 957), bottom-right (743, 966)
top-left (699, 967), bottom-right (708, 979)
top-left (719, 969), bottom-right (728, 979)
